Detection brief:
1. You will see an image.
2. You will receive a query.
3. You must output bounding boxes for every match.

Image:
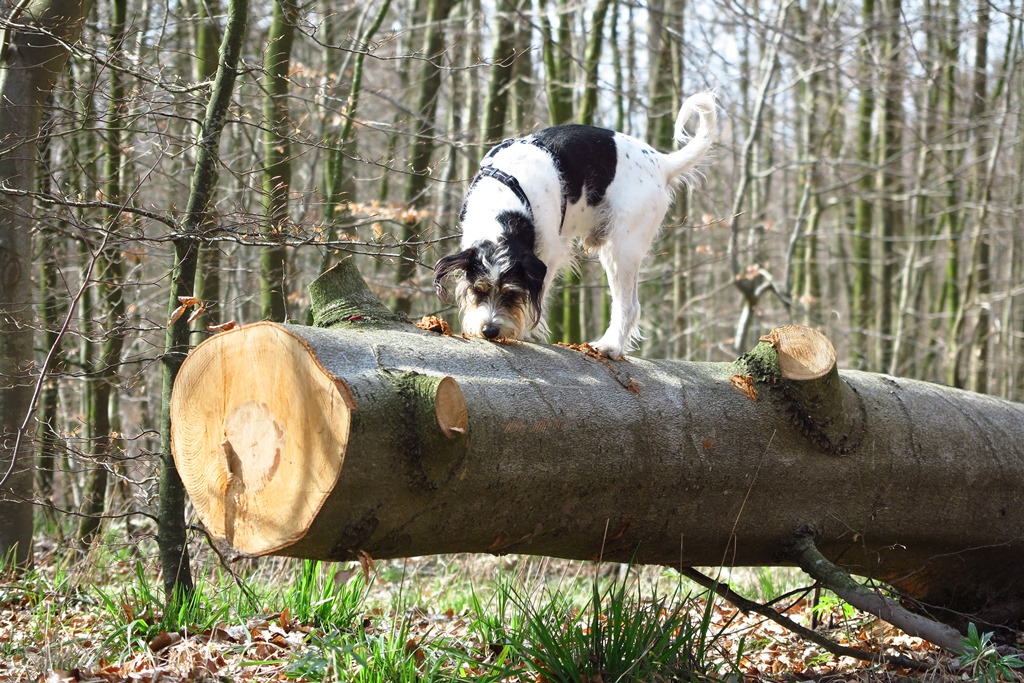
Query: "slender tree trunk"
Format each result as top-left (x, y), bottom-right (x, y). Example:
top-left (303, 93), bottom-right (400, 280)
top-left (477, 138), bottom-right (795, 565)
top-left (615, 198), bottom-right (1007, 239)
top-left (850, 0), bottom-right (876, 369)
top-left (966, 0), bottom-right (990, 394)
top-left (537, 0), bottom-right (573, 127)
top-left (536, 0), bottom-right (575, 342)
top-left (34, 112), bottom-right (63, 536)
top-left (876, 0), bottom-right (903, 370)
top-left (191, 0), bottom-right (223, 344)
top-left (937, 0), bottom-right (963, 386)
top-left (159, 0), bottom-right (248, 604)
top-left (481, 0), bottom-right (517, 144)
top-left (510, 1), bottom-right (534, 131)
top-left (563, 0), bottom-right (615, 347)
top-left (0, 0), bottom-right (94, 567)
top-left (79, 0), bottom-right (129, 546)
top-left (728, 0), bottom-right (787, 353)
top-left (787, 0), bottom-right (827, 329)
top-left (577, 0), bottom-right (611, 127)
top-left (260, 0), bottom-right (299, 322)
top-left (894, 0), bottom-right (940, 377)
top-left (320, 0), bottom-right (391, 275)
top-left (395, 0), bottom-right (455, 314)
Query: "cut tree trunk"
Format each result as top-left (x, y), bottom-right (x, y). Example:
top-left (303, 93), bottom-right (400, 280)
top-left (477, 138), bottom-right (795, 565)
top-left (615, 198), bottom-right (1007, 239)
top-left (171, 260), bottom-right (1024, 627)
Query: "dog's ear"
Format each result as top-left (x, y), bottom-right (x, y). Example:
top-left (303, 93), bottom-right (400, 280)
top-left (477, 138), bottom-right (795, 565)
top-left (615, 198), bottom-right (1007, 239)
top-left (433, 247), bottom-right (477, 301)
top-left (521, 253), bottom-right (548, 325)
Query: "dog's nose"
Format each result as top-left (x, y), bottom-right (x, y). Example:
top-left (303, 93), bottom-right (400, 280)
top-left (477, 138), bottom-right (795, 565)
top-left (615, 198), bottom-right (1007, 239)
top-left (482, 323), bottom-right (500, 339)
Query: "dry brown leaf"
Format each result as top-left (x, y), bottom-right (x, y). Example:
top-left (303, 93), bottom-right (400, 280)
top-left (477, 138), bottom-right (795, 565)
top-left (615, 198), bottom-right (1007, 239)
top-left (207, 320), bottom-right (238, 333)
top-left (148, 630), bottom-right (181, 653)
top-left (279, 606), bottom-right (291, 631)
top-left (416, 315), bottom-right (453, 336)
top-left (357, 549), bottom-right (375, 582)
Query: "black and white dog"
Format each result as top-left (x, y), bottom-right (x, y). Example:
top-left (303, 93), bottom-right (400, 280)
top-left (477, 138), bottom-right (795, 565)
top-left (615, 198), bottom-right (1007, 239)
top-left (433, 91), bottom-right (717, 359)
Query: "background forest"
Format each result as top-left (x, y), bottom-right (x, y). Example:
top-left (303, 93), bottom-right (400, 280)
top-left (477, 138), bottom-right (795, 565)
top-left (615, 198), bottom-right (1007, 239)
top-left (0, 0), bottom-right (1022, 675)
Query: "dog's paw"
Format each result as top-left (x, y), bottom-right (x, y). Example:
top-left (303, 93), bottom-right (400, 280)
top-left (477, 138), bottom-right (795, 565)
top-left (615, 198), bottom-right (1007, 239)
top-left (588, 338), bottom-right (626, 360)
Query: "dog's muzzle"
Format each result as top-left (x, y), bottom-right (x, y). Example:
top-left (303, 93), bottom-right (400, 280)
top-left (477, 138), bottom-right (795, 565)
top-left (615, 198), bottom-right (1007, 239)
top-left (482, 323), bottom-right (501, 339)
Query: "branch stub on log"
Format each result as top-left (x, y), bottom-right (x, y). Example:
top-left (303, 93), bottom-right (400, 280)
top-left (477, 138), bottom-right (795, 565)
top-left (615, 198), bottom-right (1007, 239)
top-left (761, 325), bottom-right (836, 381)
top-left (309, 259), bottom-right (399, 327)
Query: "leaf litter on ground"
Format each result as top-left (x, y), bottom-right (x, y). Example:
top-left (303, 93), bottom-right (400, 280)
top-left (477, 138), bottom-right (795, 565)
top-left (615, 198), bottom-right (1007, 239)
top-left (2, 553), bottom-right (1020, 683)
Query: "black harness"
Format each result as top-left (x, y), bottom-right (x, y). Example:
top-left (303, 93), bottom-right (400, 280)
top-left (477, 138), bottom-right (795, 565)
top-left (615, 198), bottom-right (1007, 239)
top-left (460, 138), bottom-right (568, 231)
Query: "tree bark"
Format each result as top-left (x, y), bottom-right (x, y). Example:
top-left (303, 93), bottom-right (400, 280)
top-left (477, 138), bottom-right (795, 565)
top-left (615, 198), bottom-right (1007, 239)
top-left (851, 0), bottom-right (876, 369)
top-left (0, 0), bottom-right (94, 566)
top-left (480, 0), bottom-right (517, 144)
top-left (577, 0), bottom-right (611, 127)
top-left (394, 0), bottom-right (455, 314)
top-left (78, 0), bottom-right (128, 547)
top-left (259, 0), bottom-right (299, 322)
top-left (172, 260), bottom-right (1024, 628)
top-left (191, 0), bottom-right (223, 346)
top-left (159, 0), bottom-right (248, 603)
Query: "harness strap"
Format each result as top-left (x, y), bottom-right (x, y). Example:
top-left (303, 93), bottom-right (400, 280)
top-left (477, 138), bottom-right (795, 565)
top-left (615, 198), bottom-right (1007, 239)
top-left (460, 138), bottom-right (568, 232)
top-left (527, 138), bottom-right (568, 232)
top-left (478, 165), bottom-right (533, 215)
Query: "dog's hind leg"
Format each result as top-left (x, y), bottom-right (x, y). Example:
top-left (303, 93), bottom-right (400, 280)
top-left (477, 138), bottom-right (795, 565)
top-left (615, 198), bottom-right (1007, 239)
top-left (590, 243), bottom-right (644, 359)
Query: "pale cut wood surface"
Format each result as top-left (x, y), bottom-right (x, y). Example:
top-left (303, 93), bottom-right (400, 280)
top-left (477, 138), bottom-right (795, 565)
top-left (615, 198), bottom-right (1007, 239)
top-left (764, 325), bottom-right (837, 381)
top-left (170, 323), bottom-right (353, 555)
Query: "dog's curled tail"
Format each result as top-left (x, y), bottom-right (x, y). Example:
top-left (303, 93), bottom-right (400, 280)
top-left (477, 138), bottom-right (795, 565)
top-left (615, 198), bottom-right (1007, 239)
top-left (665, 90), bottom-right (718, 180)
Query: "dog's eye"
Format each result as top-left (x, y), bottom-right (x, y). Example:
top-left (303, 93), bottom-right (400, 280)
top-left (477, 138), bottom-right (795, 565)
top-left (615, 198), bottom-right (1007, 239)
top-left (471, 284), bottom-right (490, 298)
top-left (498, 290), bottom-right (522, 307)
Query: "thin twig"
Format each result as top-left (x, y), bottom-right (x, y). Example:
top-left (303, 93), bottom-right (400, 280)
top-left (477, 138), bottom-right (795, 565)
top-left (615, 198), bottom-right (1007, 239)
top-left (679, 566), bottom-right (933, 672)
top-left (1, 230), bottom-right (112, 490)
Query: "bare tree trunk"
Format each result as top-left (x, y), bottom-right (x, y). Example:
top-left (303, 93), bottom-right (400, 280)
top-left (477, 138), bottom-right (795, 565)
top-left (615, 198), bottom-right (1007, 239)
top-left (558, 0), bottom-right (614, 348)
top-left (79, 0), bottom-right (129, 546)
top-left (787, 0), bottom-right (827, 329)
top-left (937, 0), bottom-right (963, 387)
top-left (480, 0), bottom-right (517, 144)
top-left (0, 0), bottom-right (94, 567)
top-left (171, 261), bottom-right (1024, 628)
top-left (34, 109), bottom-right (64, 536)
top-left (577, 0), bottom-right (611, 127)
top-left (728, 0), bottom-right (788, 353)
top-left (876, 0), bottom-right (902, 370)
top-left (647, 0), bottom-right (687, 359)
top-left (537, 0), bottom-right (576, 342)
top-left (537, 0), bottom-right (574, 127)
top-left (191, 0), bottom-right (223, 343)
top-left (966, 0), bottom-right (990, 395)
top-left (320, 0), bottom-right (392, 275)
top-left (850, 0), bottom-right (875, 369)
top-left (260, 0), bottom-right (299, 322)
top-left (395, 0), bottom-right (455, 314)
top-left (159, 0), bottom-right (248, 604)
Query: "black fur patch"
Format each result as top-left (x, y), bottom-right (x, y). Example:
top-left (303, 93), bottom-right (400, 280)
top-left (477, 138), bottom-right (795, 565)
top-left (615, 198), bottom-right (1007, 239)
top-left (494, 211), bottom-right (546, 321)
top-left (433, 246), bottom-right (479, 299)
top-left (529, 125), bottom-right (617, 207)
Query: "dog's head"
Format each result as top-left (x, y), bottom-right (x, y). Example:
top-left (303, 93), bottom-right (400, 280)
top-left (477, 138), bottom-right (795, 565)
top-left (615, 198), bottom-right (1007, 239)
top-left (433, 212), bottom-right (548, 340)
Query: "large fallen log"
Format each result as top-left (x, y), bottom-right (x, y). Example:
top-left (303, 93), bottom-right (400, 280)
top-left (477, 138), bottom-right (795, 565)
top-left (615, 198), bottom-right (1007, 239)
top-left (171, 260), bottom-right (1024, 626)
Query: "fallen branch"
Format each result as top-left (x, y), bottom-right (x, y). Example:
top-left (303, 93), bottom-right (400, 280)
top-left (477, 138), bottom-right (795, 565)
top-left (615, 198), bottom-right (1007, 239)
top-left (679, 567), bottom-right (933, 671)
top-left (788, 527), bottom-right (965, 652)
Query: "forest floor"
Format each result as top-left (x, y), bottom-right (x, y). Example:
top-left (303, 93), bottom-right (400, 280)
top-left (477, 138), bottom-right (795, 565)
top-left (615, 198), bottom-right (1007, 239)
top-left (1, 537), bottom-right (1019, 682)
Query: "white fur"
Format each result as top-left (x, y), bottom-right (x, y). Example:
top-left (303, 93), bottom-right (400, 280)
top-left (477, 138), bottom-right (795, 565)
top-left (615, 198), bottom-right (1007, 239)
top-left (457, 91), bottom-right (717, 358)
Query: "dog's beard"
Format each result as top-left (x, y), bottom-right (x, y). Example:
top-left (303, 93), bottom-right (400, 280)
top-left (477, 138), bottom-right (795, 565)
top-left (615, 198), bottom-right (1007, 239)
top-left (454, 279), bottom-right (541, 340)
